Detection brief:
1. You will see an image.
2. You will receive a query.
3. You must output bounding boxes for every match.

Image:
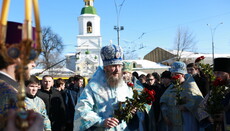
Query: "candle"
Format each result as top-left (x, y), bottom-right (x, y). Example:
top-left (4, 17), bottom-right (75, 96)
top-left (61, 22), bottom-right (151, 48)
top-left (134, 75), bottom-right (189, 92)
top-left (0, 0), bottom-right (10, 25)
top-left (25, 0), bottom-right (31, 21)
top-left (32, 0), bottom-right (41, 50)
top-left (32, 0), bottom-right (40, 31)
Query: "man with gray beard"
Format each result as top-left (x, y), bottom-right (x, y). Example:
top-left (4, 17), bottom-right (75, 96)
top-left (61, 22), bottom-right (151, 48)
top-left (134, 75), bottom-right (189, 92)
top-left (73, 44), bottom-right (133, 131)
top-left (105, 64), bottom-right (123, 87)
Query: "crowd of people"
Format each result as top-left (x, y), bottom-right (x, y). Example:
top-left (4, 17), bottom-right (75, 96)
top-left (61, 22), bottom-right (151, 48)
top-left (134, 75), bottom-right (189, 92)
top-left (0, 22), bottom-right (230, 131)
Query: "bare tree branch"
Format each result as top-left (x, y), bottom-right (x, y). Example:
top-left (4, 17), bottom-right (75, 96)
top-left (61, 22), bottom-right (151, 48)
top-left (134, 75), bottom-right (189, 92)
top-left (174, 27), bottom-right (197, 61)
top-left (37, 26), bottom-right (64, 69)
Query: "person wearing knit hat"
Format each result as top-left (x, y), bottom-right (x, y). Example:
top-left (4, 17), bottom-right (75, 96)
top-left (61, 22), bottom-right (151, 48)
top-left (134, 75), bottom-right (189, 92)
top-left (160, 71), bottom-right (172, 89)
top-left (74, 44), bottom-right (134, 130)
top-left (160, 61), bottom-right (203, 131)
top-left (170, 61), bottom-right (187, 75)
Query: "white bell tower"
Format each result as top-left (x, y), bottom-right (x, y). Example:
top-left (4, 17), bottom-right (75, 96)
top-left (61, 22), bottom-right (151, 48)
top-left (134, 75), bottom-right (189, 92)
top-left (75, 0), bottom-right (102, 77)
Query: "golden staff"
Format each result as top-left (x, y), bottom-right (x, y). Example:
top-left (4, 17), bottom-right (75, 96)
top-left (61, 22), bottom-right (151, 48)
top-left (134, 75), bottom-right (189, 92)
top-left (0, 0), bottom-right (42, 130)
top-left (0, 0), bottom-right (9, 54)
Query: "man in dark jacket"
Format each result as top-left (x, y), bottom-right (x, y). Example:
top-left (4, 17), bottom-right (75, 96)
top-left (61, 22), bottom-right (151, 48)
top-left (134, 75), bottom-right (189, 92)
top-left (65, 75), bottom-right (84, 131)
top-left (187, 63), bottom-right (208, 96)
top-left (37, 75), bottom-right (66, 131)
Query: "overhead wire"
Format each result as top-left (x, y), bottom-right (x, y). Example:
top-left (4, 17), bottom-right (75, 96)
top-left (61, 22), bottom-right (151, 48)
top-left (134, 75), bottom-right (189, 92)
top-left (123, 11), bottom-right (230, 53)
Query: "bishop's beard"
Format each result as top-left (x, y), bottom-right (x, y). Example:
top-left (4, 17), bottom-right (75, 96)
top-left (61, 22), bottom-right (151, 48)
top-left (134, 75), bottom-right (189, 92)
top-left (105, 70), bottom-right (123, 88)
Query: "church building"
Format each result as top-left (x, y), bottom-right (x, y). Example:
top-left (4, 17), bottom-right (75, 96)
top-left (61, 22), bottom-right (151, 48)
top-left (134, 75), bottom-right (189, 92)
top-left (66, 0), bottom-right (102, 77)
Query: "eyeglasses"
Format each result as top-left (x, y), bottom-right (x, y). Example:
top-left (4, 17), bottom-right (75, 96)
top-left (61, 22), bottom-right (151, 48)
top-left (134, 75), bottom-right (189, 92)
top-left (187, 68), bottom-right (195, 71)
top-left (147, 79), bottom-right (154, 81)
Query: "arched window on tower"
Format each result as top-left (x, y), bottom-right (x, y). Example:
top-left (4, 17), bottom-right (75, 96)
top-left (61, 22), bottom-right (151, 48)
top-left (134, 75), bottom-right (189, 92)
top-left (87, 22), bottom-right (92, 33)
top-left (133, 62), bottom-right (137, 68)
top-left (85, 0), bottom-right (90, 6)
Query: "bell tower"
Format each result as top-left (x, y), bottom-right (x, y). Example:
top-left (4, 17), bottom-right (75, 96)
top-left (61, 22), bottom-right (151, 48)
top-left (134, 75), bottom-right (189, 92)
top-left (75, 0), bottom-right (102, 77)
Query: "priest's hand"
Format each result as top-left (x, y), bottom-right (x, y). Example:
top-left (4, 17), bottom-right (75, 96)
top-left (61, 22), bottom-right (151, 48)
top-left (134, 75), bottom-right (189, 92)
top-left (131, 107), bottom-right (137, 114)
top-left (104, 117), bottom-right (119, 128)
top-left (5, 109), bottom-right (44, 131)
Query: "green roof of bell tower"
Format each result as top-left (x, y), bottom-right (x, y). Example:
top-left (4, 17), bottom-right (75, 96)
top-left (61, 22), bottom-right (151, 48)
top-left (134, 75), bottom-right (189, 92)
top-left (81, 6), bottom-right (97, 15)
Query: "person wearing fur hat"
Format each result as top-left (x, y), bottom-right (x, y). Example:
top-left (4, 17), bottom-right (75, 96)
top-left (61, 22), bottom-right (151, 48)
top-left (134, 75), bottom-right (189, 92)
top-left (73, 45), bottom-right (134, 130)
top-left (215, 58), bottom-right (230, 131)
top-left (199, 57), bottom-right (230, 131)
top-left (160, 61), bottom-right (203, 131)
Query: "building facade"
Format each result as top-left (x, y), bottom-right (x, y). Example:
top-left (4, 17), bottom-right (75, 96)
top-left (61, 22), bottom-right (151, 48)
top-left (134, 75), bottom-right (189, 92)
top-left (144, 47), bottom-right (175, 64)
top-left (144, 47), bottom-right (230, 65)
top-left (66, 0), bottom-right (102, 77)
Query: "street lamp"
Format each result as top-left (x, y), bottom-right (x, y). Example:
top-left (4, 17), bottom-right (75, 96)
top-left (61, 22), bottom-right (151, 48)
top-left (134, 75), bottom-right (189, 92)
top-left (207, 22), bottom-right (223, 64)
top-left (114, 26), bottom-right (124, 46)
top-left (113, 0), bottom-right (126, 46)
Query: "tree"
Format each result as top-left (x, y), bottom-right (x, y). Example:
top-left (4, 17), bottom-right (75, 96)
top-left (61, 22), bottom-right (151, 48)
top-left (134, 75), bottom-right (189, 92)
top-left (37, 27), bottom-right (64, 69)
top-left (174, 27), bottom-right (197, 61)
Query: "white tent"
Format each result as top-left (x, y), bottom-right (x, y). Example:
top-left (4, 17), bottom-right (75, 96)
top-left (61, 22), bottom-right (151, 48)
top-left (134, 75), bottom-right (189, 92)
top-left (123, 59), bottom-right (170, 74)
top-left (31, 68), bottom-right (75, 79)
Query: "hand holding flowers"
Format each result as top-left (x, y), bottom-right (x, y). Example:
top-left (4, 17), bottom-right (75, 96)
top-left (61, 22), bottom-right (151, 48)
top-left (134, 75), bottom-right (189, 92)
top-left (114, 82), bottom-right (156, 123)
top-left (171, 74), bottom-right (186, 105)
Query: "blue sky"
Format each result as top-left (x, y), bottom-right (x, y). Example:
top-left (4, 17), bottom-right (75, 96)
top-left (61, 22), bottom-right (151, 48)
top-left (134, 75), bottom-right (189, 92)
top-left (5, 0), bottom-right (230, 59)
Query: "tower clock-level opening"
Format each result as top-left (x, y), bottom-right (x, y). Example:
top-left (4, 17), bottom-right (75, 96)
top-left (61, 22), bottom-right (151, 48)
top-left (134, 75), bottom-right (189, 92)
top-left (87, 22), bottom-right (92, 33)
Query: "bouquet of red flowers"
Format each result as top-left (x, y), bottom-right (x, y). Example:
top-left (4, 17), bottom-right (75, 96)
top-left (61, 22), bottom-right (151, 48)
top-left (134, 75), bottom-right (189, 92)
top-left (205, 77), bottom-right (230, 131)
top-left (195, 56), bottom-right (215, 81)
top-left (114, 82), bottom-right (155, 122)
top-left (171, 74), bottom-right (186, 105)
top-left (206, 77), bottom-right (229, 115)
top-left (195, 56), bottom-right (230, 130)
top-left (195, 56), bottom-right (229, 114)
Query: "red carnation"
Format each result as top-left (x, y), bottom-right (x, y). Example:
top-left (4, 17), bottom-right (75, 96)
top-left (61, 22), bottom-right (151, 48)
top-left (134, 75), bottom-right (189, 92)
top-left (195, 56), bottom-right (205, 63)
top-left (172, 74), bottom-right (180, 80)
top-left (213, 77), bottom-right (226, 86)
top-left (149, 89), bottom-right (156, 96)
top-left (127, 82), bottom-right (134, 88)
top-left (144, 88), bottom-right (156, 104)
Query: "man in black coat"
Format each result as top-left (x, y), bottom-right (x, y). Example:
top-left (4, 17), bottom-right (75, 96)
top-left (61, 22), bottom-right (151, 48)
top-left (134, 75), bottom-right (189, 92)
top-left (37, 75), bottom-right (66, 131)
top-left (65, 75), bottom-right (84, 131)
top-left (187, 63), bottom-right (208, 96)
